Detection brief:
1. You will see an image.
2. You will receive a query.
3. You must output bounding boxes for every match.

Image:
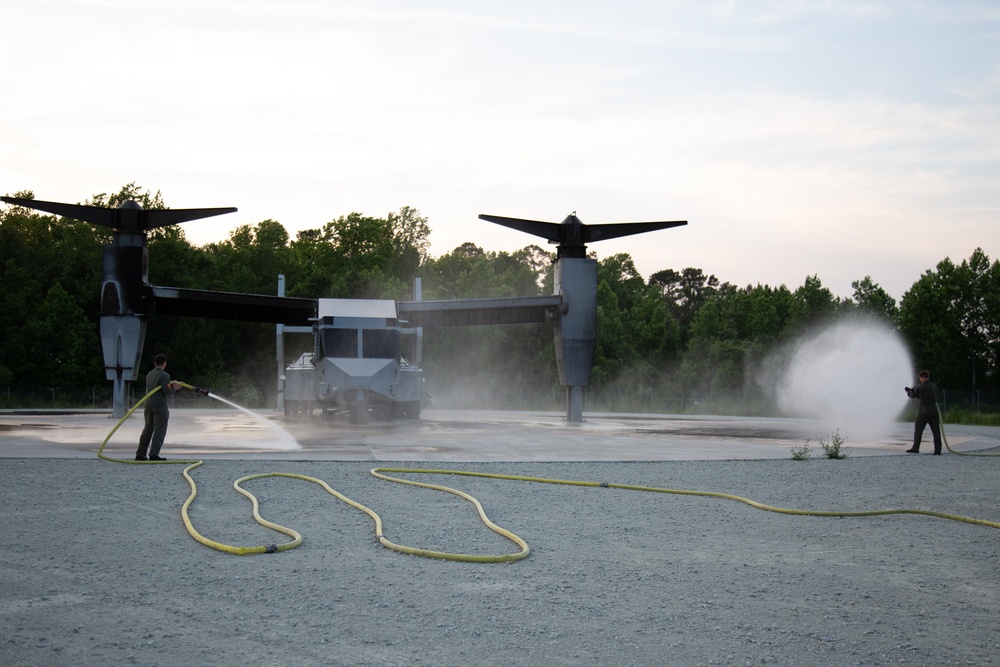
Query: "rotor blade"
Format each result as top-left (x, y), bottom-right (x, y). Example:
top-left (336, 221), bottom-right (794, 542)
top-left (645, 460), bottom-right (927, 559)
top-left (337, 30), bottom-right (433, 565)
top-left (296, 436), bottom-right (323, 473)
top-left (478, 214), bottom-right (562, 243)
top-left (144, 207), bottom-right (238, 229)
top-left (583, 220), bottom-right (687, 244)
top-left (0, 197), bottom-right (117, 228)
top-left (1, 197), bottom-right (237, 231)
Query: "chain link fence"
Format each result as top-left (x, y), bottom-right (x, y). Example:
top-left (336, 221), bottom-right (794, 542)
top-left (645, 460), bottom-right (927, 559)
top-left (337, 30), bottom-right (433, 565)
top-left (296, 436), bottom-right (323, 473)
top-left (0, 387), bottom-right (233, 410)
top-left (934, 389), bottom-right (1000, 414)
top-left (417, 386), bottom-right (999, 417)
top-left (2, 386), bottom-right (997, 416)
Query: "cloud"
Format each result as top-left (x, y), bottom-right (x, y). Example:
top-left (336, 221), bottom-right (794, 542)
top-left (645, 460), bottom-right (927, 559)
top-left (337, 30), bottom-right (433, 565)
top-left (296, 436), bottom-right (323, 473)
top-left (1, 0), bottom-right (996, 304)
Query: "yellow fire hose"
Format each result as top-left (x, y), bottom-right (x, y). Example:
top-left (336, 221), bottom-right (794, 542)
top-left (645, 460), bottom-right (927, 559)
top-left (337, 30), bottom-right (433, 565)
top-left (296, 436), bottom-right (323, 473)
top-left (98, 383), bottom-right (529, 560)
top-left (99, 385), bottom-right (1000, 560)
top-left (939, 404), bottom-right (1000, 456)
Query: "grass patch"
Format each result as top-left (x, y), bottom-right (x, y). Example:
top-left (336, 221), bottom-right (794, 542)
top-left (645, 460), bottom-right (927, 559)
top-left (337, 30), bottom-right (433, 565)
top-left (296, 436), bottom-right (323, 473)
top-left (941, 410), bottom-right (1000, 427)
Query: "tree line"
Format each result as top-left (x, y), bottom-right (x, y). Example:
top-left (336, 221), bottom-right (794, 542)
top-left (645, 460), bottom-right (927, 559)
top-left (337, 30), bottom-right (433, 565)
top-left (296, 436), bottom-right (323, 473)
top-left (1, 184), bottom-right (997, 408)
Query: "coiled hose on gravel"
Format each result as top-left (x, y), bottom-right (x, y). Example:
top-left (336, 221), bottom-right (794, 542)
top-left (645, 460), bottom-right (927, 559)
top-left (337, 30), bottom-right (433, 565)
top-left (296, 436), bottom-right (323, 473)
top-left (99, 386), bottom-right (1000, 560)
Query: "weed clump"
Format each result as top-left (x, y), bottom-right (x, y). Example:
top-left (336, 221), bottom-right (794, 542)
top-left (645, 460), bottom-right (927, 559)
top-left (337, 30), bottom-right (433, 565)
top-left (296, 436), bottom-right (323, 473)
top-left (819, 429), bottom-right (849, 459)
top-left (791, 430), bottom-right (850, 460)
top-left (790, 442), bottom-right (811, 460)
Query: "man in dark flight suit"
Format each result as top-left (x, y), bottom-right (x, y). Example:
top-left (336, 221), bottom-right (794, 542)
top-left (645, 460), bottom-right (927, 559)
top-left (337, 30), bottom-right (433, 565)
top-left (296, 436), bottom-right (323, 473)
top-left (905, 371), bottom-right (942, 455)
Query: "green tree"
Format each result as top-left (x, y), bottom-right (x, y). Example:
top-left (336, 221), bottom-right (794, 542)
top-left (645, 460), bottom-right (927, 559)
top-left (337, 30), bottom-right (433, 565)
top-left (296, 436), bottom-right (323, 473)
top-left (598, 254), bottom-right (645, 311)
top-left (649, 267), bottom-right (721, 344)
top-left (422, 243), bottom-right (544, 299)
top-left (592, 254), bottom-right (649, 384)
top-left (850, 276), bottom-right (899, 321)
top-left (387, 206), bottom-right (431, 283)
top-left (0, 190), bottom-right (107, 386)
top-left (204, 220), bottom-right (291, 294)
top-left (587, 255), bottom-right (686, 400)
top-left (632, 289), bottom-right (682, 371)
top-left (20, 283), bottom-right (102, 387)
top-left (953, 249), bottom-right (999, 391)
top-left (679, 283), bottom-right (797, 390)
top-left (86, 182), bottom-right (167, 210)
top-left (789, 274), bottom-right (840, 329)
top-left (899, 248), bottom-right (999, 390)
top-left (282, 207), bottom-right (430, 300)
top-left (899, 258), bottom-right (965, 388)
top-left (147, 225), bottom-right (213, 287)
top-left (593, 280), bottom-right (628, 385)
top-left (418, 243), bottom-right (557, 405)
top-left (286, 227), bottom-right (338, 299)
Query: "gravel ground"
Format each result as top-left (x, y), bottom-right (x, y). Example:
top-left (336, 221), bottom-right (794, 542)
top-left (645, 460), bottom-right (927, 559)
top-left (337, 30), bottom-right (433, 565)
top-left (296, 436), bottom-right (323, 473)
top-left (2, 451), bottom-right (999, 667)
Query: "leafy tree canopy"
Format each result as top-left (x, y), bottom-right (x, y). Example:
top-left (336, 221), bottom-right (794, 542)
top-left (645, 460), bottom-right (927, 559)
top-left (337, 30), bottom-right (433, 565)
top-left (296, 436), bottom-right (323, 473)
top-left (2, 184), bottom-right (997, 406)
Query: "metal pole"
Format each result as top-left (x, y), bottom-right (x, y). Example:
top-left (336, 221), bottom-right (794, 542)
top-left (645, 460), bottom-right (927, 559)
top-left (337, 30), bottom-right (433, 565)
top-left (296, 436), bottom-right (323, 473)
top-left (414, 277), bottom-right (423, 365)
top-left (276, 275), bottom-right (285, 414)
top-left (566, 385), bottom-right (584, 422)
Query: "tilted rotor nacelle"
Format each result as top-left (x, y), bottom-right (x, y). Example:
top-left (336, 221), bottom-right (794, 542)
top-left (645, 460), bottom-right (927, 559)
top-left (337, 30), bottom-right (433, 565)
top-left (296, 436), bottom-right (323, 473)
top-left (479, 212), bottom-right (687, 421)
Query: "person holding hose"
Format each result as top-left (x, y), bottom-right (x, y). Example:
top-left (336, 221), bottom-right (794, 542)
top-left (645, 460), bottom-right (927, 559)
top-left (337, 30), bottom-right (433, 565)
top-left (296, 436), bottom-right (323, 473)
top-left (135, 354), bottom-right (181, 461)
top-left (905, 370), bottom-right (942, 455)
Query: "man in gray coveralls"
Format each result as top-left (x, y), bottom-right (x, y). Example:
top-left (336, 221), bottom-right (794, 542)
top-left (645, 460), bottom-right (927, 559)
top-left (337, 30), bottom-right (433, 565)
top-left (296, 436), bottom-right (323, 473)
top-left (136, 354), bottom-right (181, 461)
top-left (905, 370), bottom-right (942, 455)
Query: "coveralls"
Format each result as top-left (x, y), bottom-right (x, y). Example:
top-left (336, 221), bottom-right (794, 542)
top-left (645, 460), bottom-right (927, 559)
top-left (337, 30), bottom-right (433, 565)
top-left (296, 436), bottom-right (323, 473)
top-left (906, 380), bottom-right (942, 454)
top-left (136, 366), bottom-right (176, 459)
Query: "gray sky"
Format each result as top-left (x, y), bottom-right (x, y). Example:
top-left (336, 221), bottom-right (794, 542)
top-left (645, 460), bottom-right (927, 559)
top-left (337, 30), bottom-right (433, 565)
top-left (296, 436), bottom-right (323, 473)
top-left (3, 1), bottom-right (998, 301)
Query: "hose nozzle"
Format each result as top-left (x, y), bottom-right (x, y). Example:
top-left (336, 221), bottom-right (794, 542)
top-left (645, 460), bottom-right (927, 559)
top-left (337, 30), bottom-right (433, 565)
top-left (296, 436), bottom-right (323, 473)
top-left (178, 381), bottom-right (210, 397)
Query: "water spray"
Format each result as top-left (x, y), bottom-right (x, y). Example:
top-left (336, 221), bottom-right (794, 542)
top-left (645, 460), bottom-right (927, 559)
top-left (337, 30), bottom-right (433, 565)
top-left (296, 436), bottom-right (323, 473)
top-left (764, 316), bottom-right (912, 442)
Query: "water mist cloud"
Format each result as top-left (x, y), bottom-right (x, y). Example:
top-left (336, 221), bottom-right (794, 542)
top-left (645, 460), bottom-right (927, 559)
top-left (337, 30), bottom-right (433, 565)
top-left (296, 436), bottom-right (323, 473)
top-left (768, 317), bottom-right (913, 442)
